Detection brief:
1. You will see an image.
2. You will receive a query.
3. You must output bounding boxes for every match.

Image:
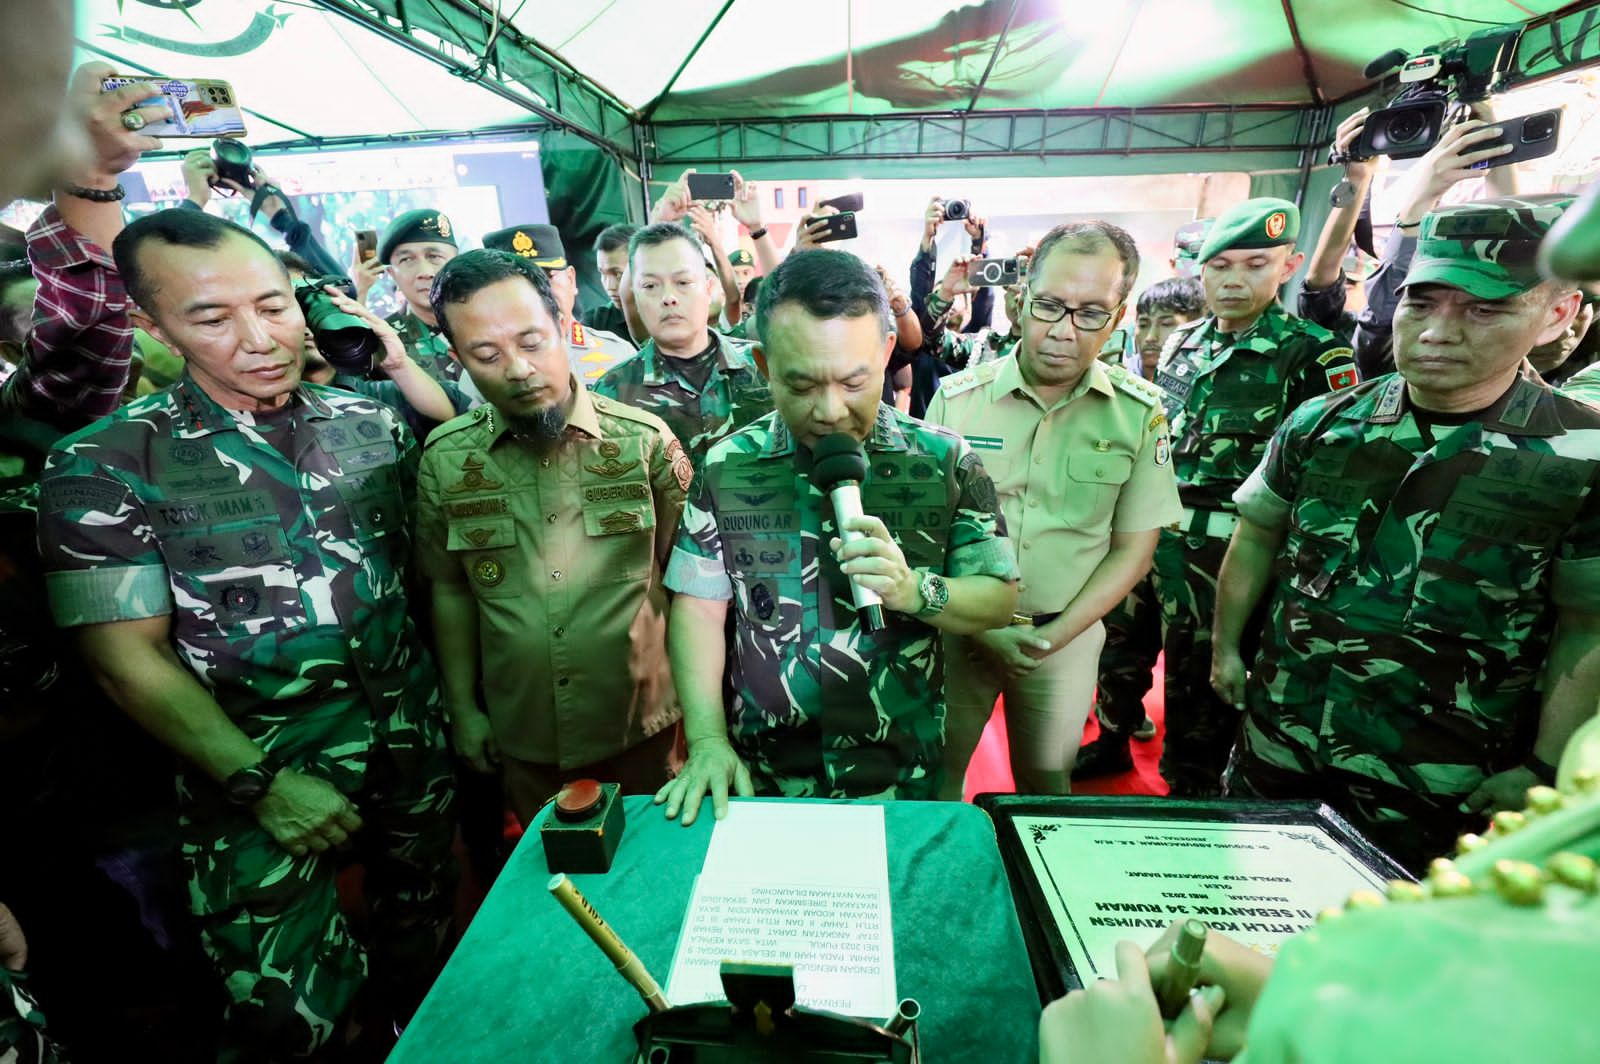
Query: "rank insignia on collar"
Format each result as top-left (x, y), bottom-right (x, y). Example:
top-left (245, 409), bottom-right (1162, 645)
top-left (571, 322), bottom-right (587, 346)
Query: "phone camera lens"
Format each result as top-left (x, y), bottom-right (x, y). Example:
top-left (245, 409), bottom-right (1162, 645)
top-left (1521, 114), bottom-right (1556, 143)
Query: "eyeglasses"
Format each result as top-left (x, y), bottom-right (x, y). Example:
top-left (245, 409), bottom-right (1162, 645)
top-left (1026, 295), bottom-right (1120, 331)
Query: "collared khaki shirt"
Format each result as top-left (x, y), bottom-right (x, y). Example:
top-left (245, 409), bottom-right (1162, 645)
top-left (926, 355), bottom-right (1183, 615)
top-left (416, 380), bottom-right (691, 766)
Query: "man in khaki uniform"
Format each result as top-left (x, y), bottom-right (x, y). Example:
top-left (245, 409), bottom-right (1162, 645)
top-left (927, 221), bottom-right (1182, 797)
top-left (416, 250), bottom-right (689, 825)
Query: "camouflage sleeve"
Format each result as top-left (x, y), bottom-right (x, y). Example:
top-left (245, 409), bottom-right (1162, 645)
top-left (1111, 407), bottom-right (1184, 533)
top-left (413, 448), bottom-right (458, 585)
top-left (36, 449), bottom-right (173, 627)
top-left (1233, 416), bottom-right (1302, 531)
top-left (945, 445), bottom-right (1019, 582)
top-left (662, 464), bottom-right (733, 600)
top-left (650, 429), bottom-right (693, 569)
top-left (1288, 332), bottom-right (1360, 411)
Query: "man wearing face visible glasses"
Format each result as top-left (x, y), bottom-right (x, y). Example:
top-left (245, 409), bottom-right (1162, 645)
top-left (927, 221), bottom-right (1182, 798)
top-left (1151, 198), bottom-right (1360, 798)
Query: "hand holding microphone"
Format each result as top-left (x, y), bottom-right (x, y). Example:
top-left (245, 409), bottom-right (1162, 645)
top-left (813, 433), bottom-right (922, 632)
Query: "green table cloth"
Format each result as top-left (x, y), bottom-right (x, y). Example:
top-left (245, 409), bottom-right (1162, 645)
top-left (392, 796), bottom-right (1041, 1062)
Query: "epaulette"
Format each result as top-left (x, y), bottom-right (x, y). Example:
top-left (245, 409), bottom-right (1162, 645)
top-left (939, 358), bottom-right (1002, 399)
top-left (423, 406), bottom-right (489, 449)
top-left (1106, 363), bottom-right (1165, 408)
top-left (592, 391), bottom-right (672, 435)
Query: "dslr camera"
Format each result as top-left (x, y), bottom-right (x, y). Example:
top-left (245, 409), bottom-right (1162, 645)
top-left (942, 198), bottom-right (972, 222)
top-left (294, 277), bottom-right (382, 376)
top-left (211, 137), bottom-right (256, 189)
top-left (1349, 25), bottom-right (1522, 161)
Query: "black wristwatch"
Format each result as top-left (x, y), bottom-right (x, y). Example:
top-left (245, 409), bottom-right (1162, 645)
top-left (224, 756), bottom-right (284, 806)
top-left (1521, 753), bottom-right (1558, 787)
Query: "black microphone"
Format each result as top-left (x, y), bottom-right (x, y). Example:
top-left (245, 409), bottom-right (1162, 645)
top-left (1364, 48), bottom-right (1409, 79)
top-left (810, 433), bottom-right (886, 633)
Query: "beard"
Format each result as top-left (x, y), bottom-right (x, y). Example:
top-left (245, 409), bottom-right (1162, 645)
top-left (506, 404), bottom-right (568, 444)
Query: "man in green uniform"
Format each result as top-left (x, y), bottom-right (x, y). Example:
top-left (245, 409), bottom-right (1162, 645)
top-left (481, 223), bottom-right (637, 384)
top-left (380, 208), bottom-right (461, 386)
top-left (655, 250), bottom-right (1019, 824)
top-left (592, 222), bottom-right (772, 468)
top-left (1152, 198), bottom-right (1359, 796)
top-left (417, 250), bottom-right (688, 825)
top-left (35, 210), bottom-right (454, 1061)
top-left (1212, 196), bottom-right (1600, 871)
top-left (585, 222), bottom-right (637, 340)
top-left (729, 247), bottom-right (758, 295)
top-left (927, 221), bottom-right (1182, 798)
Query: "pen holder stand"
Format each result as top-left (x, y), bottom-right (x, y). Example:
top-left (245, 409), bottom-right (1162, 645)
top-left (631, 964), bottom-right (919, 1063)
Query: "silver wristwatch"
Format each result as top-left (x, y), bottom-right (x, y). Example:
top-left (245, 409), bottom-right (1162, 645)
top-left (915, 569), bottom-right (949, 618)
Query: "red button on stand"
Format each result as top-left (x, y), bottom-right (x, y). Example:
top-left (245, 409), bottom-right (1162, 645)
top-left (555, 778), bottom-right (604, 822)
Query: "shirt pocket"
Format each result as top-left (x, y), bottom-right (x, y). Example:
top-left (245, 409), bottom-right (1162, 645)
top-left (163, 520), bottom-right (307, 632)
top-left (1404, 522), bottom-right (1554, 640)
top-left (1063, 451), bottom-right (1134, 527)
top-left (446, 515), bottom-right (521, 599)
top-left (580, 498), bottom-right (656, 585)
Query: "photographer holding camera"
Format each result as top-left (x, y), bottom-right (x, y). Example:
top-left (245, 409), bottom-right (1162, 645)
top-left (180, 148), bottom-right (345, 281)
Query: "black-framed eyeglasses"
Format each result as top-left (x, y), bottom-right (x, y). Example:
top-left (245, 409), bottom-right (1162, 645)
top-left (1026, 294), bottom-right (1121, 331)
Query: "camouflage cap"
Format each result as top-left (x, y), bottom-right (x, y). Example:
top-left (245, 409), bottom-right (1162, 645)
top-left (1538, 181), bottom-right (1600, 284)
top-left (378, 208), bottom-right (458, 264)
top-left (482, 223), bottom-right (567, 269)
top-left (1406, 194), bottom-right (1575, 300)
top-left (729, 248), bottom-right (755, 267)
top-left (1172, 218), bottom-right (1215, 279)
top-left (1197, 198), bottom-right (1300, 262)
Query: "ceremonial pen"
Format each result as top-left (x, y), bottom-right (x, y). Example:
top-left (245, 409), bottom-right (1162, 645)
top-left (548, 873), bottom-right (671, 1013)
top-left (1156, 919), bottom-right (1209, 1019)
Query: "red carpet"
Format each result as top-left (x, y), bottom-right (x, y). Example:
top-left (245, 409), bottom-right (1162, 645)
top-left (964, 655), bottom-right (1169, 799)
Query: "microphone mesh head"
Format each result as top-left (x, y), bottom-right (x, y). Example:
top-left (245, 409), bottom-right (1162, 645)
top-left (810, 433), bottom-right (869, 489)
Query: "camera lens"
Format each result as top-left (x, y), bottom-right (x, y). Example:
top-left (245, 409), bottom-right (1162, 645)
top-left (1521, 113), bottom-right (1556, 142)
top-left (1386, 111), bottom-right (1426, 145)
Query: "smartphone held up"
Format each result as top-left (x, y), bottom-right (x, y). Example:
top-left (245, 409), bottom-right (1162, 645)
top-left (102, 77), bottom-right (246, 139)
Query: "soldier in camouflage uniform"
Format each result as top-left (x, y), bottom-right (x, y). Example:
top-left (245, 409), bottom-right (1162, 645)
top-left (1211, 196), bottom-right (1600, 872)
top-left (656, 250), bottom-right (1018, 825)
top-left (593, 222), bottom-right (772, 468)
top-left (380, 208), bottom-right (462, 387)
top-left (35, 210), bottom-right (454, 1061)
top-left (1151, 198), bottom-right (1360, 796)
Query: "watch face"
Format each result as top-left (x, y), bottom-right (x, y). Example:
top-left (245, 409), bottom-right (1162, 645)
top-left (225, 765), bottom-right (275, 805)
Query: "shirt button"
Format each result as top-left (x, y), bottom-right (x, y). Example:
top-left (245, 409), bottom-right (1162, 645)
top-left (1034, 456), bottom-right (1043, 465)
top-left (551, 569), bottom-right (563, 580)
top-left (553, 626), bottom-right (565, 638)
top-left (1022, 541), bottom-right (1031, 550)
top-left (541, 458), bottom-right (551, 468)
top-left (1027, 499), bottom-right (1038, 508)
top-left (557, 677), bottom-right (569, 687)
top-left (547, 513), bottom-right (558, 523)
top-left (1096, 468), bottom-right (1106, 479)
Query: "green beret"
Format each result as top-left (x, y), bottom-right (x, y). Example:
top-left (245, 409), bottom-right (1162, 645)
top-left (1197, 198), bottom-right (1300, 262)
top-left (1407, 194), bottom-right (1574, 300)
top-left (482, 223), bottom-right (567, 269)
top-left (729, 249), bottom-right (755, 267)
top-left (378, 209), bottom-right (458, 265)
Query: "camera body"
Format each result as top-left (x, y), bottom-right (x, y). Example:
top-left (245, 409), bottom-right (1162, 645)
top-left (942, 198), bottom-right (972, 222)
top-left (1351, 25), bottom-right (1523, 161)
top-left (294, 276), bottom-right (381, 376)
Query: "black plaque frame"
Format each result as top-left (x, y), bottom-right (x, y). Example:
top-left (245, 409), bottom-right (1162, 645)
top-left (975, 795), bottom-right (1411, 1003)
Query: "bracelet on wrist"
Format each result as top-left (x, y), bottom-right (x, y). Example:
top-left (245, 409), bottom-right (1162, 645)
top-left (60, 182), bottom-right (125, 203)
top-left (1396, 220), bottom-right (1421, 232)
top-left (747, 226), bottom-right (768, 241)
top-left (1522, 753), bottom-right (1558, 786)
